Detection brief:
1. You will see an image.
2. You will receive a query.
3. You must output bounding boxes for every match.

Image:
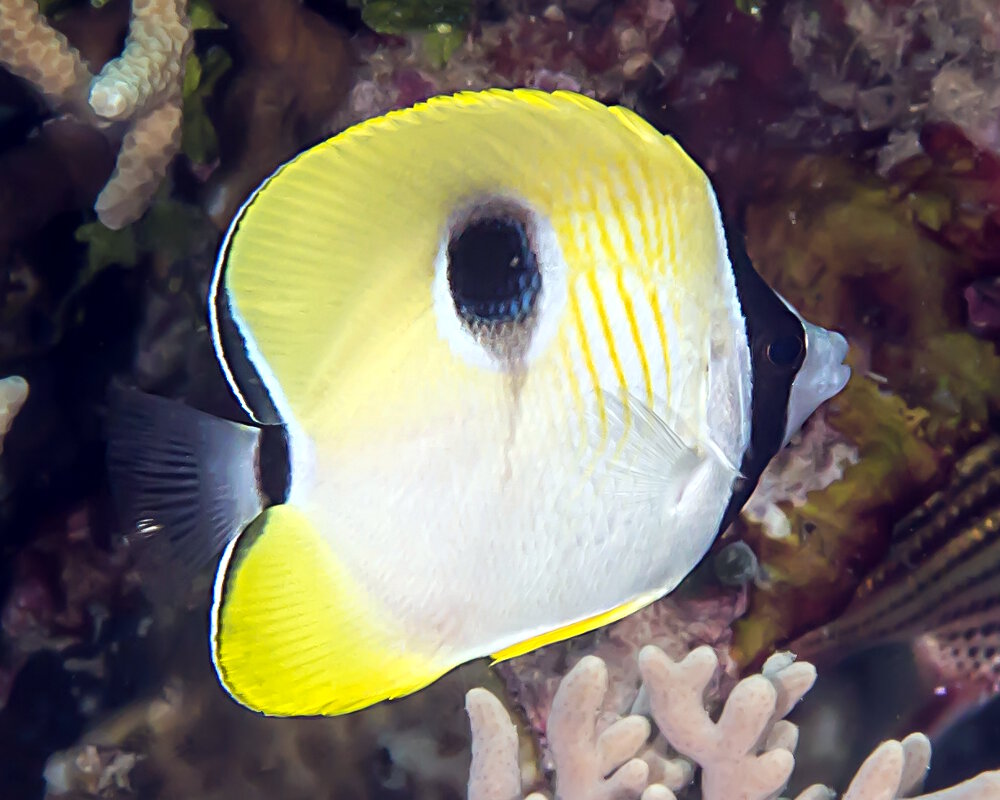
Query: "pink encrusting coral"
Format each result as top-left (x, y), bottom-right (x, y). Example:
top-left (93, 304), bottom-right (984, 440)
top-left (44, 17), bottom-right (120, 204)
top-left (781, 0), bottom-right (1000, 172)
top-left (338, 0), bottom-right (682, 129)
top-left (495, 583), bottom-right (748, 770)
top-left (742, 412), bottom-right (860, 542)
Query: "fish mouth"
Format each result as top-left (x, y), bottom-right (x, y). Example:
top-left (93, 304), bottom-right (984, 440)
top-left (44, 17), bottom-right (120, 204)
top-left (808, 324), bottom-right (851, 400)
top-left (782, 322), bottom-right (851, 446)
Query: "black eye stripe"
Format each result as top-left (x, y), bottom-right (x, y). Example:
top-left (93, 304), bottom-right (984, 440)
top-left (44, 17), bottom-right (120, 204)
top-left (767, 334), bottom-right (805, 368)
top-left (718, 221), bottom-right (806, 533)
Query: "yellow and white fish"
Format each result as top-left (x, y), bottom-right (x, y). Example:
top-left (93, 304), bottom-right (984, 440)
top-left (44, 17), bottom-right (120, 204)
top-left (108, 89), bottom-right (850, 716)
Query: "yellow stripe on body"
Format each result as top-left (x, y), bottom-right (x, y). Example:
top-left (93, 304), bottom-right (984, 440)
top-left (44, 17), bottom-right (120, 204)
top-left (646, 283), bottom-right (672, 405)
top-left (623, 156), bottom-right (675, 406)
top-left (560, 163), bottom-right (679, 434)
top-left (590, 166), bottom-right (659, 413)
top-left (568, 286), bottom-right (605, 440)
top-left (557, 172), bottom-right (614, 442)
top-left (610, 164), bottom-right (657, 408)
top-left (584, 269), bottom-right (628, 406)
top-left (583, 267), bottom-right (634, 463)
top-left (620, 161), bottom-right (658, 270)
top-left (605, 165), bottom-right (644, 273)
top-left (615, 268), bottom-right (654, 408)
top-left (664, 199), bottom-right (687, 366)
top-left (591, 172), bottom-right (625, 267)
top-left (643, 149), bottom-right (723, 407)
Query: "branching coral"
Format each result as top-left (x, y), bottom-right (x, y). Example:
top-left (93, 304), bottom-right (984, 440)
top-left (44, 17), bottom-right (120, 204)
top-left (467, 645), bottom-right (1000, 800)
top-left (0, 375), bottom-right (28, 456)
top-left (497, 584), bottom-right (748, 762)
top-left (0, 0), bottom-right (92, 110)
top-left (0, 0), bottom-right (192, 229)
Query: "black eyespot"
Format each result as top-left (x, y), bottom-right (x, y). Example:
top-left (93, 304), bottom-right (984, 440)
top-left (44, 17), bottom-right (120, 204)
top-left (447, 215), bottom-right (541, 326)
top-left (767, 334), bottom-right (804, 368)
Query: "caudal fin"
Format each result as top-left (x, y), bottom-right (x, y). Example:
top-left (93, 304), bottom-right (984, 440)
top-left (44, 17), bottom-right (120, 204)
top-left (106, 384), bottom-right (265, 597)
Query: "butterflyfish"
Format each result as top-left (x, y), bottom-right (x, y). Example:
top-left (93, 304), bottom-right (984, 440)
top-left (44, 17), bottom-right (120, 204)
top-left (108, 88), bottom-right (851, 716)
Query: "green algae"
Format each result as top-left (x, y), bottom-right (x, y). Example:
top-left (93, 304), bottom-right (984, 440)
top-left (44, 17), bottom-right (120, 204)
top-left (348, 0), bottom-right (471, 35)
top-left (421, 23), bottom-right (466, 69)
top-left (75, 186), bottom-right (212, 275)
top-left (734, 153), bottom-right (1000, 665)
top-left (181, 46), bottom-right (233, 165)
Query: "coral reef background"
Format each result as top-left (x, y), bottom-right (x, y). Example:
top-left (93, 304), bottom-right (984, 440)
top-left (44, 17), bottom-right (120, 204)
top-left (1, 0), bottom-right (1000, 798)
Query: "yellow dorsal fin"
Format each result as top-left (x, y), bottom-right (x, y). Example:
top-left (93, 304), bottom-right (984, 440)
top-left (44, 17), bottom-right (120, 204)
top-left (211, 504), bottom-right (450, 716)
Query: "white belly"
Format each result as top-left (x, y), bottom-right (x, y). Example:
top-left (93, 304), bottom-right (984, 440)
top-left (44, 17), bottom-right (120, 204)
top-left (299, 368), bottom-right (741, 664)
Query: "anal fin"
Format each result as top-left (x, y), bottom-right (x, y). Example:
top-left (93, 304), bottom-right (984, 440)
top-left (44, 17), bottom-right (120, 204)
top-left (490, 591), bottom-right (660, 663)
top-left (211, 504), bottom-right (450, 716)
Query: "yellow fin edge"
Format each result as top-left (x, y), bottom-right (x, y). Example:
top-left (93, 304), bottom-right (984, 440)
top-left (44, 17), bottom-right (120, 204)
top-left (212, 504), bottom-right (450, 716)
top-left (490, 591), bottom-right (661, 663)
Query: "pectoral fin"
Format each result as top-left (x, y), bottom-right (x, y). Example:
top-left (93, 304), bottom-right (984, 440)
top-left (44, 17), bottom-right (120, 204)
top-left (596, 390), bottom-right (739, 513)
top-left (211, 504), bottom-right (450, 716)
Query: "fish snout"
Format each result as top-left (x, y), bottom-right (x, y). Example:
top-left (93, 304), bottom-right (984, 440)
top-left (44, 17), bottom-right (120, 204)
top-left (782, 322), bottom-right (851, 445)
top-left (809, 324), bottom-right (851, 398)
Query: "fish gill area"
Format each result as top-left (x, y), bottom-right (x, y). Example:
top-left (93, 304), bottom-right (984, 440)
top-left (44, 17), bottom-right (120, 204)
top-left (1, 0), bottom-right (1000, 799)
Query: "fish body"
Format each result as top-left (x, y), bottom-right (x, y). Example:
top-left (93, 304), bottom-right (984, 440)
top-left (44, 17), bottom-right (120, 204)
top-left (108, 89), bottom-right (849, 716)
top-left (791, 436), bottom-right (1000, 692)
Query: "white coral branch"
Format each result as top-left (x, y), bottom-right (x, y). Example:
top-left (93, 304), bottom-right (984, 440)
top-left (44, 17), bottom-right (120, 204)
top-left (544, 655), bottom-right (651, 800)
top-left (0, 375), bottom-right (29, 456)
top-left (819, 733), bottom-right (1000, 800)
top-left (0, 0), bottom-right (192, 228)
top-left (638, 743), bottom-right (693, 793)
top-left (466, 687), bottom-right (523, 800)
top-left (467, 645), bottom-right (1000, 800)
top-left (468, 655), bottom-right (655, 800)
top-left (89, 0), bottom-right (190, 121)
top-left (0, 0), bottom-right (90, 111)
top-left (639, 645), bottom-right (797, 800)
top-left (96, 92), bottom-right (183, 229)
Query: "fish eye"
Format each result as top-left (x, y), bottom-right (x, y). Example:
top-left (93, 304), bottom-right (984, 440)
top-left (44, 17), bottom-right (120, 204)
top-left (767, 334), bottom-right (804, 368)
top-left (447, 214), bottom-right (541, 327)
